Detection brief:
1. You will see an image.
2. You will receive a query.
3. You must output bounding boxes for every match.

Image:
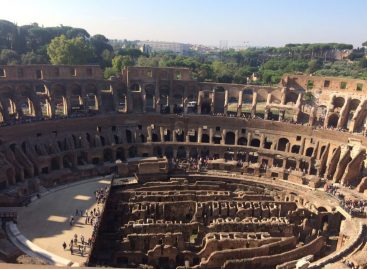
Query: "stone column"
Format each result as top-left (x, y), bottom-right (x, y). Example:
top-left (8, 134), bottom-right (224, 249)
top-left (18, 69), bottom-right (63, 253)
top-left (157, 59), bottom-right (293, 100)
top-left (221, 129), bottom-right (226, 145)
top-left (251, 91), bottom-right (257, 117)
top-left (234, 130), bottom-right (239, 145)
top-left (197, 93), bottom-right (202, 114)
top-left (147, 126), bottom-right (152, 142)
top-left (198, 127), bottom-right (203, 143)
top-left (160, 127), bottom-right (165, 142)
top-left (209, 128), bottom-right (214, 144)
top-left (237, 90), bottom-right (243, 117)
top-left (155, 80), bottom-right (160, 113)
top-left (224, 90), bottom-right (228, 116)
top-left (247, 132), bottom-right (252, 146)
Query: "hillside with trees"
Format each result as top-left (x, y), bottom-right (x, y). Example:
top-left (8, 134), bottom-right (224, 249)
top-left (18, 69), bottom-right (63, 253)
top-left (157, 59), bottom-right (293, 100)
top-left (1, 19), bottom-right (367, 84)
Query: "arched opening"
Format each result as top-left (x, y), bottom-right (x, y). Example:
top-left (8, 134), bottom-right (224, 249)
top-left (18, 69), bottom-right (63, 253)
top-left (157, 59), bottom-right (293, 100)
top-left (175, 129), bottom-right (185, 142)
top-left (39, 96), bottom-right (52, 118)
top-left (285, 91), bottom-right (298, 105)
top-left (188, 130), bottom-right (198, 143)
top-left (126, 130), bottom-right (133, 143)
top-left (52, 84), bottom-right (67, 117)
top-left (242, 89), bottom-right (253, 115)
top-left (225, 131), bottom-right (235, 145)
top-left (291, 145), bottom-right (300, 154)
top-left (3, 97), bottom-right (17, 119)
top-left (117, 93), bottom-right (127, 112)
top-left (139, 134), bottom-right (146, 143)
top-left (333, 96), bottom-right (345, 110)
top-left (69, 84), bottom-right (84, 114)
top-left (130, 83), bottom-right (140, 92)
top-left (213, 86), bottom-right (225, 114)
top-left (51, 158), bottom-right (60, 170)
top-left (18, 95), bottom-right (36, 118)
top-left (264, 139), bottom-right (272, 149)
top-left (286, 158), bottom-right (297, 169)
top-left (237, 137), bottom-right (247, 146)
top-left (164, 146), bottom-right (174, 159)
top-left (164, 129), bottom-right (171, 142)
top-left (201, 133), bottom-right (209, 143)
top-left (145, 84), bottom-right (155, 112)
top-left (63, 155), bottom-right (73, 168)
top-left (212, 134), bottom-right (222, 144)
top-left (153, 146), bottom-right (163, 157)
top-left (160, 85), bottom-right (170, 114)
top-left (250, 138), bottom-right (260, 147)
top-left (201, 100), bottom-right (211, 114)
top-left (305, 147), bottom-right (314, 157)
top-left (227, 95), bottom-right (238, 113)
top-left (200, 148), bottom-right (209, 158)
top-left (152, 133), bottom-right (159, 142)
top-left (177, 146), bottom-right (186, 160)
top-left (328, 114), bottom-right (339, 128)
top-left (116, 147), bottom-right (125, 161)
top-left (277, 138), bottom-right (289, 151)
top-left (128, 146), bottom-right (137, 158)
top-left (189, 148), bottom-right (198, 158)
top-left (104, 148), bottom-right (114, 162)
top-left (255, 89), bottom-right (268, 118)
top-left (173, 93), bottom-right (183, 114)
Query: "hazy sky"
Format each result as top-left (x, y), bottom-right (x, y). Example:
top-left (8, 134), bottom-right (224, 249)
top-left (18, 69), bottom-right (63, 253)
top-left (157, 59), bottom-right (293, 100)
top-left (1, 0), bottom-right (366, 47)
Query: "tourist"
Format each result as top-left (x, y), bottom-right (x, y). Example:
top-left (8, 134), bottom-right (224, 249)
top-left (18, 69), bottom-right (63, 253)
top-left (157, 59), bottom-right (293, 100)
top-left (62, 241), bottom-right (67, 250)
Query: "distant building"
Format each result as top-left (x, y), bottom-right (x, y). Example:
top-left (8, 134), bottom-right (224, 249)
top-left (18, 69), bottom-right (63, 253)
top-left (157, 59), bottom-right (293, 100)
top-left (137, 40), bottom-right (190, 54)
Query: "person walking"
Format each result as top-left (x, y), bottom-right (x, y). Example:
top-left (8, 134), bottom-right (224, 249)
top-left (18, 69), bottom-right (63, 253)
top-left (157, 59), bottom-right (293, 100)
top-left (62, 241), bottom-right (67, 250)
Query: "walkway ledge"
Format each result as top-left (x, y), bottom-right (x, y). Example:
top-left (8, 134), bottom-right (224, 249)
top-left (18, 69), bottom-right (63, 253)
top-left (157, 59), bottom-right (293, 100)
top-left (6, 221), bottom-right (75, 267)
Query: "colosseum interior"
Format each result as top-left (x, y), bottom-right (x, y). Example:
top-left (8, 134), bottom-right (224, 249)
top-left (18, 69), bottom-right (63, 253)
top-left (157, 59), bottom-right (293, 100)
top-left (0, 64), bottom-right (367, 269)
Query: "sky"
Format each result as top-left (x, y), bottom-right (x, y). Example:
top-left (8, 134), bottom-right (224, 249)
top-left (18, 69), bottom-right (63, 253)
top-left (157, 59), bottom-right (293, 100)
top-left (1, 0), bottom-right (367, 48)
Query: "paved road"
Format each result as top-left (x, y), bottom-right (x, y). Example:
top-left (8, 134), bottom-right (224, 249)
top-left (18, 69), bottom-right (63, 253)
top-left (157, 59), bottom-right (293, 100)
top-left (17, 178), bottom-right (111, 266)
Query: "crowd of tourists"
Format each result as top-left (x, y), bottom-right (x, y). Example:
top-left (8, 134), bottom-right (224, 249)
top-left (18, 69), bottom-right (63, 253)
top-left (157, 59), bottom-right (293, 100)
top-left (63, 186), bottom-right (109, 256)
top-left (324, 183), bottom-right (367, 217)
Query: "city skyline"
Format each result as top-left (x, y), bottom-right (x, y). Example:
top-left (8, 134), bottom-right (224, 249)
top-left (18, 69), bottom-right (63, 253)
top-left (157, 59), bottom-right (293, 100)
top-left (1, 0), bottom-right (367, 47)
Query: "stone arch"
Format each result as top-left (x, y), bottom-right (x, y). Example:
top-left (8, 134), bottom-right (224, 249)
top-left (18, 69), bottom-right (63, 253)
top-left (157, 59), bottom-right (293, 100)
top-left (277, 138), bottom-right (289, 151)
top-left (152, 132), bottom-right (159, 142)
top-left (237, 137), bottom-right (247, 146)
top-left (126, 129), bottom-right (133, 143)
top-left (164, 129), bottom-right (171, 142)
top-left (128, 146), bottom-right (138, 158)
top-left (213, 86), bottom-right (225, 114)
top-left (305, 147), bottom-right (314, 157)
top-left (153, 146), bottom-right (163, 157)
top-left (85, 84), bottom-right (99, 112)
top-left (328, 113), bottom-right (339, 128)
top-left (160, 85), bottom-right (170, 113)
top-left (333, 96), bottom-right (345, 109)
top-left (51, 84), bottom-right (67, 116)
top-left (225, 131), bottom-right (235, 145)
top-left (130, 83), bottom-right (141, 92)
top-left (175, 129), bottom-right (185, 142)
top-left (291, 145), bottom-right (300, 154)
top-left (68, 83), bottom-right (84, 114)
top-left (145, 84), bottom-right (155, 112)
top-left (164, 146), bottom-right (174, 159)
top-left (116, 147), bottom-right (125, 161)
top-left (173, 93), bottom-right (184, 114)
top-left (201, 133), bottom-right (209, 143)
top-left (250, 138), bottom-right (260, 147)
top-left (177, 146), bottom-right (186, 159)
top-left (103, 148), bottom-right (114, 162)
top-left (285, 91), bottom-right (298, 105)
top-left (201, 99), bottom-right (211, 115)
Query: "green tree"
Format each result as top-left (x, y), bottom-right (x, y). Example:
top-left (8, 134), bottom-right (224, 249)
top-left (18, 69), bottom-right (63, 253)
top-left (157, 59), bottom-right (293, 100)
top-left (112, 55), bottom-right (133, 72)
top-left (47, 35), bottom-right (95, 64)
